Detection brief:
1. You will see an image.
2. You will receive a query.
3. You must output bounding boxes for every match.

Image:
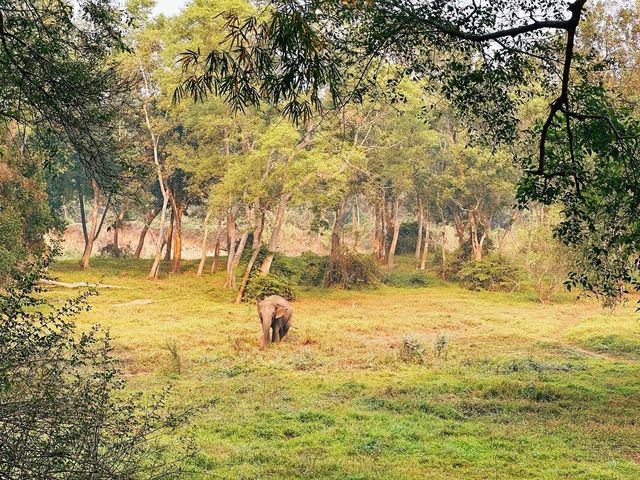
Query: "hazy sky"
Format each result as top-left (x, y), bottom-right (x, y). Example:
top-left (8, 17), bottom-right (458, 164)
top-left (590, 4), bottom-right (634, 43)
top-left (153, 0), bottom-right (189, 17)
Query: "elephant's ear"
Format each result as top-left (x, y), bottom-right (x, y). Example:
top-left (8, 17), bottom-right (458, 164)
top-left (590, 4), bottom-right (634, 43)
top-left (274, 303), bottom-right (289, 318)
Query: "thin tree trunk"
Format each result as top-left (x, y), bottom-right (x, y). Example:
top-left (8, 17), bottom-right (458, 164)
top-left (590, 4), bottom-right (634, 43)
top-left (80, 177), bottom-right (100, 270)
top-left (386, 197), bottom-right (401, 267)
top-left (259, 192), bottom-right (291, 276)
top-left (211, 221), bottom-right (222, 273)
top-left (197, 210), bottom-right (213, 276)
top-left (452, 208), bottom-right (465, 247)
top-left (372, 201), bottom-right (380, 259)
top-left (78, 185), bottom-right (88, 245)
top-left (171, 206), bottom-right (183, 273)
top-left (330, 198), bottom-right (348, 260)
top-left (135, 207), bottom-right (161, 259)
top-left (469, 212), bottom-right (482, 261)
top-left (415, 198), bottom-right (424, 261)
top-left (93, 200), bottom-right (109, 242)
top-left (441, 230), bottom-right (447, 278)
top-left (420, 221), bottom-right (430, 271)
top-left (112, 200), bottom-right (128, 257)
top-left (164, 207), bottom-right (174, 262)
top-left (224, 209), bottom-right (237, 288)
top-left (236, 210), bottom-right (266, 303)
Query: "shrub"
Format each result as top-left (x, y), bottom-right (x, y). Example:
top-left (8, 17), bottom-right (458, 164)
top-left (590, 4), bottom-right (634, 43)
top-left (516, 224), bottom-right (570, 303)
top-left (399, 336), bottom-right (426, 363)
top-left (323, 252), bottom-right (380, 289)
top-left (0, 253), bottom-right (196, 478)
top-left (297, 251), bottom-right (329, 286)
top-left (456, 255), bottom-right (521, 291)
top-left (99, 242), bottom-right (133, 258)
top-left (382, 271), bottom-right (430, 288)
top-left (243, 273), bottom-right (297, 302)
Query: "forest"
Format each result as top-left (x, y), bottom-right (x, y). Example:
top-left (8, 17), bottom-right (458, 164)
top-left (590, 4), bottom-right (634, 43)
top-left (1, 0), bottom-right (639, 479)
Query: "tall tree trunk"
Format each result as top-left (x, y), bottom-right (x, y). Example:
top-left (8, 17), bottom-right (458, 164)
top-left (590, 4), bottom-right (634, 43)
top-left (469, 212), bottom-right (482, 261)
top-left (259, 192), bottom-right (291, 276)
top-left (78, 185), bottom-right (88, 245)
top-left (141, 61), bottom-right (170, 280)
top-left (80, 177), bottom-right (100, 270)
top-left (330, 198), bottom-right (348, 260)
top-left (379, 197), bottom-right (388, 260)
top-left (236, 210), bottom-right (266, 303)
top-left (372, 201), bottom-right (381, 259)
top-left (229, 230), bottom-right (250, 289)
top-left (420, 221), bottom-right (430, 271)
top-left (134, 207), bottom-right (161, 259)
top-left (415, 199), bottom-right (424, 261)
top-left (452, 208), bottom-right (465, 247)
top-left (441, 230), bottom-right (447, 278)
top-left (224, 209), bottom-right (237, 288)
top-left (197, 210), bottom-right (213, 276)
top-left (171, 206), bottom-right (183, 273)
top-left (164, 207), bottom-right (174, 262)
top-left (211, 221), bottom-right (222, 273)
top-left (112, 200), bottom-right (128, 257)
top-left (386, 197), bottom-right (401, 267)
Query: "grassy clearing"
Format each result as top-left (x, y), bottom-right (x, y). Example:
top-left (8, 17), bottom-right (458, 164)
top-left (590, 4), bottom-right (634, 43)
top-left (46, 257), bottom-right (640, 479)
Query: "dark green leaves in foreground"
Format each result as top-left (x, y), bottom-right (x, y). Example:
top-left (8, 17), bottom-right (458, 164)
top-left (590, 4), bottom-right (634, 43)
top-left (0, 252), bottom-right (196, 479)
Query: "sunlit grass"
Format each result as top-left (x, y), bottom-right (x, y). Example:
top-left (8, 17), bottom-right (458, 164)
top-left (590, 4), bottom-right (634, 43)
top-left (48, 256), bottom-right (640, 479)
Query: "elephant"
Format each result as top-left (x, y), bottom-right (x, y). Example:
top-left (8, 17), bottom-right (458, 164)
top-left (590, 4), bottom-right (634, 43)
top-left (257, 295), bottom-right (293, 348)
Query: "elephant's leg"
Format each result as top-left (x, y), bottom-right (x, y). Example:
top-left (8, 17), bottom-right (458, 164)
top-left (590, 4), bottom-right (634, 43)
top-left (271, 318), bottom-right (281, 343)
top-left (260, 316), bottom-right (272, 349)
top-left (280, 322), bottom-right (290, 341)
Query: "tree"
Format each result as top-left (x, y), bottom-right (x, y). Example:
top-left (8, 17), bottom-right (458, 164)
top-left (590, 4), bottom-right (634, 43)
top-left (0, 252), bottom-right (197, 479)
top-left (174, 0), bottom-right (640, 302)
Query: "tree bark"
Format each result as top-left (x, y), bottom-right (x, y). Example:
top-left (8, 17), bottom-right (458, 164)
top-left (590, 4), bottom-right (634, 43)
top-left (211, 221), bottom-right (222, 273)
top-left (330, 198), bottom-right (348, 260)
top-left (420, 221), bottom-right (430, 271)
top-left (259, 192), bottom-right (291, 276)
top-left (469, 211), bottom-right (482, 261)
top-left (112, 200), bottom-right (129, 257)
top-left (415, 198), bottom-right (424, 261)
top-left (372, 201), bottom-right (381, 259)
top-left (78, 185), bottom-right (88, 245)
top-left (386, 197), bottom-right (401, 267)
top-left (80, 177), bottom-right (100, 270)
top-left (197, 210), bottom-right (213, 276)
top-left (134, 206), bottom-right (161, 259)
top-left (164, 207), bottom-right (174, 262)
top-left (171, 206), bottom-right (183, 273)
top-left (224, 209), bottom-right (237, 288)
top-left (441, 230), bottom-right (447, 278)
top-left (452, 207), bottom-right (465, 247)
top-left (236, 209), bottom-right (266, 303)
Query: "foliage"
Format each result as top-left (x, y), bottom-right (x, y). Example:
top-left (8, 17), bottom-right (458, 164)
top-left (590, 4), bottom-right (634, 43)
top-left (399, 336), bottom-right (426, 364)
top-left (456, 255), bottom-right (521, 291)
top-left (516, 221), bottom-right (570, 303)
top-left (0, 155), bottom-right (56, 282)
top-left (382, 271), bottom-right (430, 288)
top-left (1, 0), bottom-right (130, 180)
top-left (99, 243), bottom-right (134, 259)
top-left (243, 273), bottom-right (296, 302)
top-left (0, 253), bottom-right (196, 479)
top-left (390, 222), bottom-right (420, 255)
top-left (323, 252), bottom-right (380, 289)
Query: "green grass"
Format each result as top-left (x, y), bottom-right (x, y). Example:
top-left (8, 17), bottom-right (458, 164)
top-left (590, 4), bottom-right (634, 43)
top-left (47, 257), bottom-right (640, 479)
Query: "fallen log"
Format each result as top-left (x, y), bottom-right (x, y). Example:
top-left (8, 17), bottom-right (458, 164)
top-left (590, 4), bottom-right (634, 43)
top-left (38, 279), bottom-right (133, 290)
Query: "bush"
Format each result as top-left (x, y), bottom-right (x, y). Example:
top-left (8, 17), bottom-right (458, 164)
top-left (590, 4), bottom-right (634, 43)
top-left (456, 255), bottom-right (521, 291)
top-left (243, 273), bottom-right (297, 302)
top-left (382, 271), bottom-right (430, 288)
top-left (99, 242), bottom-right (133, 258)
top-left (323, 252), bottom-right (380, 289)
top-left (297, 251), bottom-right (329, 286)
top-left (0, 253), bottom-right (196, 478)
top-left (399, 336), bottom-right (426, 363)
top-left (517, 224), bottom-right (570, 303)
